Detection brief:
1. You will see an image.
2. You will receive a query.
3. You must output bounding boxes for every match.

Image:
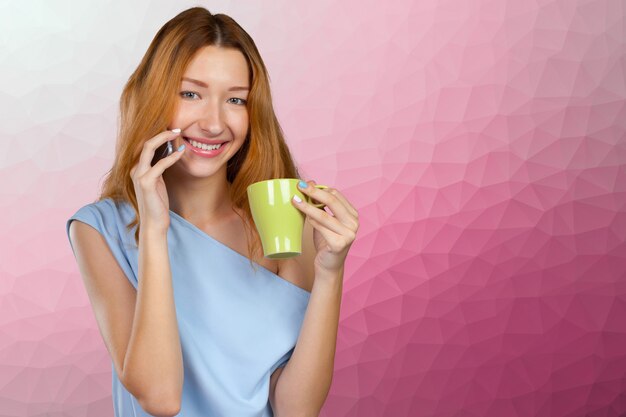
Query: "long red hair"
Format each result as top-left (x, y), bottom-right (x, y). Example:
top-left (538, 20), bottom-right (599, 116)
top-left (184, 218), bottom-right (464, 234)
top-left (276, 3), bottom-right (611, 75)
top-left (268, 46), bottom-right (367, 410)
top-left (97, 7), bottom-right (301, 269)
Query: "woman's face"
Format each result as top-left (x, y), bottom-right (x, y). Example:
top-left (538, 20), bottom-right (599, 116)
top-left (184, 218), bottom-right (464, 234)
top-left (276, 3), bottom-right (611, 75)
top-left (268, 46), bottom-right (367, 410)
top-left (170, 45), bottom-right (250, 178)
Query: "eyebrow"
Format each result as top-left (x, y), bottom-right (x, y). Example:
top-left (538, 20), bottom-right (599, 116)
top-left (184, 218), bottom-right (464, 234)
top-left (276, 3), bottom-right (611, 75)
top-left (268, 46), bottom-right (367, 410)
top-left (182, 77), bottom-right (249, 91)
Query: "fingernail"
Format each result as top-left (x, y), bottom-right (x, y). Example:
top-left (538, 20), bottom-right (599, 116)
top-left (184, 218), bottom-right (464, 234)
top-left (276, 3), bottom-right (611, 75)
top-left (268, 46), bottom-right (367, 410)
top-left (177, 144), bottom-right (185, 152)
top-left (171, 128), bottom-right (181, 133)
top-left (293, 194), bottom-right (302, 203)
top-left (298, 180), bottom-right (307, 189)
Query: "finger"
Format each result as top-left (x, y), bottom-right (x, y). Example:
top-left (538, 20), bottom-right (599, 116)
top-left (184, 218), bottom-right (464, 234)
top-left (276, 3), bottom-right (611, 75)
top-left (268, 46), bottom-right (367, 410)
top-left (325, 188), bottom-right (358, 219)
top-left (298, 181), bottom-right (355, 227)
top-left (306, 215), bottom-right (346, 251)
top-left (134, 129), bottom-right (182, 178)
top-left (308, 182), bottom-right (359, 230)
top-left (158, 140), bottom-right (174, 160)
top-left (307, 180), bottom-right (357, 217)
top-left (292, 194), bottom-right (351, 236)
top-left (145, 144), bottom-right (185, 179)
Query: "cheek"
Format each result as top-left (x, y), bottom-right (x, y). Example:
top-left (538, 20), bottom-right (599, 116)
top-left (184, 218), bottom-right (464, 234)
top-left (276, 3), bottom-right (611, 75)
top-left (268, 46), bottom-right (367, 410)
top-left (176, 102), bottom-right (201, 119)
top-left (170, 106), bottom-right (189, 125)
top-left (231, 113), bottom-right (249, 135)
top-left (238, 118), bottom-right (249, 133)
top-left (238, 109), bottom-right (250, 132)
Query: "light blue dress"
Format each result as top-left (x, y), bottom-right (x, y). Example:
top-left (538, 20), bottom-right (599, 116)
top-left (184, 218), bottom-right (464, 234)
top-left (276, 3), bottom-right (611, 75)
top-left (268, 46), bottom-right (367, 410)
top-left (65, 198), bottom-right (311, 416)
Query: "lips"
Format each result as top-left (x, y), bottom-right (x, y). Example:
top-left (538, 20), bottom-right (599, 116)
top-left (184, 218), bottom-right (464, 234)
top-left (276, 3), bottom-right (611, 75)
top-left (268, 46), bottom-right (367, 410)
top-left (183, 136), bottom-right (228, 145)
top-left (181, 136), bottom-right (229, 158)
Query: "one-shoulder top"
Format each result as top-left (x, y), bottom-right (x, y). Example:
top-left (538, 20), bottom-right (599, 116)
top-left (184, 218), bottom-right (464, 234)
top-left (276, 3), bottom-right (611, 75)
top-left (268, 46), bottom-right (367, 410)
top-left (65, 198), bottom-right (311, 416)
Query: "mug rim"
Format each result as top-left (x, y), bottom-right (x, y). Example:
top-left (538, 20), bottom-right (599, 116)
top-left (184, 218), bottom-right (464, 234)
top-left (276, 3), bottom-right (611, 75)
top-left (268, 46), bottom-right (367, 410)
top-left (247, 178), bottom-right (328, 191)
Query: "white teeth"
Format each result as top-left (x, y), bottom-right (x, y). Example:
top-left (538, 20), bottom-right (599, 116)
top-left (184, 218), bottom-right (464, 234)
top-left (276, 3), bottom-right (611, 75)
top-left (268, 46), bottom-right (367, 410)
top-left (188, 139), bottom-right (223, 151)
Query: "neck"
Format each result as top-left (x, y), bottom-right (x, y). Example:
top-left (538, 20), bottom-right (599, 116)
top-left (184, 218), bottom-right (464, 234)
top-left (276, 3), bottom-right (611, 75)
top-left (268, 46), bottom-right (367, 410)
top-left (163, 167), bottom-right (235, 225)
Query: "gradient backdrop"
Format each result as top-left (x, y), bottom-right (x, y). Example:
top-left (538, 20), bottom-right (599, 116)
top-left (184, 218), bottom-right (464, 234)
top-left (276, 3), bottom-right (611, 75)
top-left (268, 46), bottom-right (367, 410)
top-left (1, 0), bottom-right (625, 416)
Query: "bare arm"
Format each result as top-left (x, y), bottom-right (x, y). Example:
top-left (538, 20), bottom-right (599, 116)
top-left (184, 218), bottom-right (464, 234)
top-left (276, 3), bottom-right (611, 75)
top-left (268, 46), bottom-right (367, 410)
top-left (69, 221), bottom-right (183, 417)
top-left (269, 219), bottom-right (342, 416)
top-left (271, 268), bottom-right (342, 417)
top-left (271, 181), bottom-right (359, 416)
top-left (122, 225), bottom-right (184, 415)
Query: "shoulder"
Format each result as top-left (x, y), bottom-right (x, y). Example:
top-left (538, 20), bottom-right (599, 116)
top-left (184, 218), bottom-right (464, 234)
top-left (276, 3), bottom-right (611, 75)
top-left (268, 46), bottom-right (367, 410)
top-left (277, 218), bottom-right (315, 293)
top-left (67, 197), bottom-right (136, 250)
top-left (70, 198), bottom-right (128, 222)
top-left (67, 198), bottom-right (138, 283)
top-left (68, 198), bottom-right (112, 234)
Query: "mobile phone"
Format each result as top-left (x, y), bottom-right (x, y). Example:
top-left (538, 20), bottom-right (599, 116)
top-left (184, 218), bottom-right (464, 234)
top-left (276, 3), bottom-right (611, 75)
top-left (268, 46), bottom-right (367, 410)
top-left (165, 141), bottom-right (174, 157)
top-left (152, 141), bottom-right (174, 167)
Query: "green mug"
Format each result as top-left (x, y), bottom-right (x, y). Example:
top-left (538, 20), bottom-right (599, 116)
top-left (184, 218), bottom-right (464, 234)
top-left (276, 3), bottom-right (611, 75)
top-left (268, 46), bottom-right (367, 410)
top-left (247, 178), bottom-right (328, 258)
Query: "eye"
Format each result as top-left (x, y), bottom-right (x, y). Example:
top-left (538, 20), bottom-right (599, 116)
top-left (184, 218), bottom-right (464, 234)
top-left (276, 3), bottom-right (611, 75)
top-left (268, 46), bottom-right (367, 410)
top-left (180, 91), bottom-right (247, 105)
top-left (180, 91), bottom-right (199, 99)
top-left (229, 98), bottom-right (247, 105)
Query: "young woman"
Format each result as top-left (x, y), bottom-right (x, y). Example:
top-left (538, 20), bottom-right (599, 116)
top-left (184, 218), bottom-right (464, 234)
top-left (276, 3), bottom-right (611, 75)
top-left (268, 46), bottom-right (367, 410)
top-left (65, 7), bottom-right (359, 417)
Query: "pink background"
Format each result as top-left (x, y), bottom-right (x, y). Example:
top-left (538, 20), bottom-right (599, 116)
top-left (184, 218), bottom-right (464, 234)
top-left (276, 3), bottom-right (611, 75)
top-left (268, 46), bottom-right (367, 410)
top-left (1, 0), bottom-right (625, 416)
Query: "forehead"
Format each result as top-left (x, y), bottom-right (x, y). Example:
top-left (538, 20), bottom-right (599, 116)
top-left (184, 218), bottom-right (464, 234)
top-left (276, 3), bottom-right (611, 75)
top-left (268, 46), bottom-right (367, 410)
top-left (183, 46), bottom-right (249, 85)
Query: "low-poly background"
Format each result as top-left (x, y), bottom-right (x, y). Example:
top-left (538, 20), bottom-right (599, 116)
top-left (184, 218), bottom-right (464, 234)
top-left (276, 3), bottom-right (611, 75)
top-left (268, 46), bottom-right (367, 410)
top-left (0, 0), bottom-right (625, 416)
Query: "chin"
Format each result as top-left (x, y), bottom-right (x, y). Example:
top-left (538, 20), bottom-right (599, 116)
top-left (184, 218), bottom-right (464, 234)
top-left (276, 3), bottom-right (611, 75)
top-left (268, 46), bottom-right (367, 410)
top-left (179, 158), bottom-right (228, 178)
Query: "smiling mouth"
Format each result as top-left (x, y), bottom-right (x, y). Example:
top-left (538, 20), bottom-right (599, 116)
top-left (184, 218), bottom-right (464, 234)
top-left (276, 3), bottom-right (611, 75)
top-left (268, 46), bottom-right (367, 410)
top-left (183, 137), bottom-right (228, 151)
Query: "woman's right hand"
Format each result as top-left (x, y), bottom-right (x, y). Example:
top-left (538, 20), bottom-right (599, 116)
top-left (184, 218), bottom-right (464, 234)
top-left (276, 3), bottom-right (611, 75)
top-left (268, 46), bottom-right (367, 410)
top-left (130, 129), bottom-right (185, 232)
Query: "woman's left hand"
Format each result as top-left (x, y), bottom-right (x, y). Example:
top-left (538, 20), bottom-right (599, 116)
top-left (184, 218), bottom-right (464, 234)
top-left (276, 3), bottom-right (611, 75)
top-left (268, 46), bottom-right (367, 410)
top-left (292, 180), bottom-right (359, 274)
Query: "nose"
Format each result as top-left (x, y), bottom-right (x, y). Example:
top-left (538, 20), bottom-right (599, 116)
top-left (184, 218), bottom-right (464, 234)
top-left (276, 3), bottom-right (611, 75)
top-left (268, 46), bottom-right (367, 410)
top-left (197, 101), bottom-right (225, 136)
